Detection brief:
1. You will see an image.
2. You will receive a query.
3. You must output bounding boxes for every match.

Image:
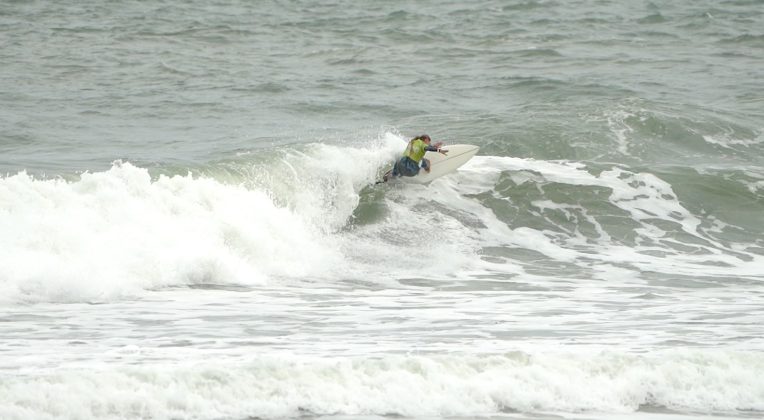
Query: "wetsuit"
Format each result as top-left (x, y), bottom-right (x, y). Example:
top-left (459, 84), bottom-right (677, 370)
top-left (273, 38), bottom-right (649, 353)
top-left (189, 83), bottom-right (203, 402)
top-left (392, 138), bottom-right (439, 177)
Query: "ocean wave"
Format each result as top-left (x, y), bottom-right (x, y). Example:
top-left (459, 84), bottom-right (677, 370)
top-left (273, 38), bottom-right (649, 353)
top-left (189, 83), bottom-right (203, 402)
top-left (3, 131), bottom-right (763, 303)
top-left (0, 161), bottom-right (338, 303)
top-left (0, 134), bottom-right (404, 303)
top-left (1, 350), bottom-right (761, 419)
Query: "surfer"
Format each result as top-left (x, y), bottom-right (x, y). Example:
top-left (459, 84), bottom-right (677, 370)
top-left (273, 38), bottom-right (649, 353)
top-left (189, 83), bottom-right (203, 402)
top-left (384, 134), bottom-right (447, 181)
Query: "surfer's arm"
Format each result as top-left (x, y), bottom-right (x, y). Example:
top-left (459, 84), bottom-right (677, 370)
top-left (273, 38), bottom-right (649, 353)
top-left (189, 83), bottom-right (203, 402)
top-left (425, 144), bottom-right (448, 155)
top-left (425, 144), bottom-right (447, 154)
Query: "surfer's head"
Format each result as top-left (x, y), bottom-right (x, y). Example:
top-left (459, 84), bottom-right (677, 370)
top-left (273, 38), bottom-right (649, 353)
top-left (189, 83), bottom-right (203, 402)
top-left (418, 134), bottom-right (431, 143)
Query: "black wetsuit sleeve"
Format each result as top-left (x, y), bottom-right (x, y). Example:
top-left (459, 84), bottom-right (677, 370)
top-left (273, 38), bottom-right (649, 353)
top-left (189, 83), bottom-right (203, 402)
top-left (425, 145), bottom-right (439, 152)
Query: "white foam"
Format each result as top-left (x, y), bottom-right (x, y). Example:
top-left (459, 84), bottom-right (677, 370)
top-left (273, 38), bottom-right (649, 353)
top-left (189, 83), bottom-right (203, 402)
top-left (702, 130), bottom-right (763, 148)
top-left (606, 108), bottom-right (636, 155)
top-left (0, 162), bottom-right (343, 303)
top-left (0, 350), bottom-right (761, 419)
top-left (451, 156), bottom-right (764, 278)
top-left (251, 133), bottom-right (401, 232)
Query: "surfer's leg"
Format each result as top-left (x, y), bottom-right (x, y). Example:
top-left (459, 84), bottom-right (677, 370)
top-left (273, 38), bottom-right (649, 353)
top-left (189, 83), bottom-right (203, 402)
top-left (403, 158), bottom-right (420, 177)
top-left (421, 158), bottom-right (431, 173)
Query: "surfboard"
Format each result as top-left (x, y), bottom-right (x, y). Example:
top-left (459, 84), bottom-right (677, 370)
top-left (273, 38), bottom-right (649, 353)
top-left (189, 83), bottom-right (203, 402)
top-left (382, 144), bottom-right (479, 184)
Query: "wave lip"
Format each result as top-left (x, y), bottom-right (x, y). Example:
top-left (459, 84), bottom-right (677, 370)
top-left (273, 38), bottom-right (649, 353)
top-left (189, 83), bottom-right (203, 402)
top-left (1, 350), bottom-right (761, 419)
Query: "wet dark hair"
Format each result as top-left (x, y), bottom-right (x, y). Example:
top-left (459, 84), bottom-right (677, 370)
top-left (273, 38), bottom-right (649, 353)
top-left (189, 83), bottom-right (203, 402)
top-left (416, 134), bottom-right (431, 142)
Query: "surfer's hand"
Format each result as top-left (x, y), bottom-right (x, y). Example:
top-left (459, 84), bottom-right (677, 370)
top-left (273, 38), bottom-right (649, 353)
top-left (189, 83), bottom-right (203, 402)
top-left (433, 141), bottom-right (444, 148)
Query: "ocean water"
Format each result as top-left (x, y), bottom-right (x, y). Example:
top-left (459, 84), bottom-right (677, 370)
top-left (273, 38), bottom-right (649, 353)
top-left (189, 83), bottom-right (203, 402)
top-left (1, 0), bottom-right (763, 419)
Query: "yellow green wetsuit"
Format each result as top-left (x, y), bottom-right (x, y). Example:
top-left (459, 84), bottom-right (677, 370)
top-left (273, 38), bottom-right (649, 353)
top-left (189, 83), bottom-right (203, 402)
top-left (392, 139), bottom-right (439, 177)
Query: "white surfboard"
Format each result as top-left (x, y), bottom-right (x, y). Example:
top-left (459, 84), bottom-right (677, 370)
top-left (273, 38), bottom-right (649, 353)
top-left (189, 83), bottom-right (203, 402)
top-left (384, 144), bottom-right (479, 184)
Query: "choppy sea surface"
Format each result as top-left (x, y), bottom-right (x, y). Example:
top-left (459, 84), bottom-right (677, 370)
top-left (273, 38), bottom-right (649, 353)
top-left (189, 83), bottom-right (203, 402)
top-left (1, 1), bottom-right (763, 419)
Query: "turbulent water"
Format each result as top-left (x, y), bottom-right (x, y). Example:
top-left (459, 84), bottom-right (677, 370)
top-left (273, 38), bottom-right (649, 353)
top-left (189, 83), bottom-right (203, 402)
top-left (1, 1), bottom-right (764, 419)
